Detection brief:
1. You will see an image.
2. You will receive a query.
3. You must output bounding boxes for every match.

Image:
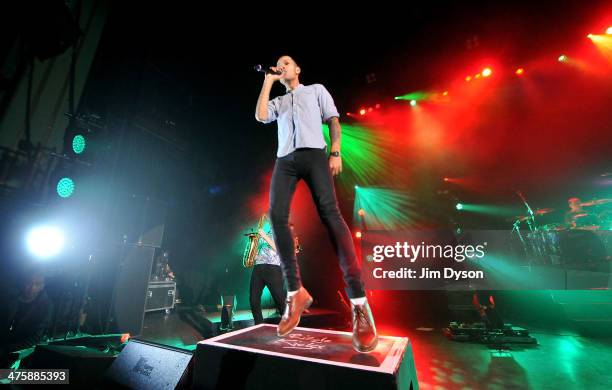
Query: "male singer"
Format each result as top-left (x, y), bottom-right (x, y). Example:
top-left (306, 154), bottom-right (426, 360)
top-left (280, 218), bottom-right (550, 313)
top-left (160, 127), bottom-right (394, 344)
top-left (255, 55), bottom-right (377, 352)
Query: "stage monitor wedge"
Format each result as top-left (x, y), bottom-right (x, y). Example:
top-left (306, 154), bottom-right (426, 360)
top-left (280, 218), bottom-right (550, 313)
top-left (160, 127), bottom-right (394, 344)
top-left (102, 339), bottom-right (193, 390)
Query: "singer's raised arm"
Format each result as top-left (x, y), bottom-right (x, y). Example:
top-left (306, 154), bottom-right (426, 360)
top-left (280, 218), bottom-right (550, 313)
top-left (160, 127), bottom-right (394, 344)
top-left (255, 78), bottom-right (275, 122)
top-left (255, 65), bottom-right (284, 123)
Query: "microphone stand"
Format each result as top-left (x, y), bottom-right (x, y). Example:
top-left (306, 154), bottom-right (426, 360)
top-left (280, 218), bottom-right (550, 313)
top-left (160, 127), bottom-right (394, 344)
top-left (516, 191), bottom-right (536, 232)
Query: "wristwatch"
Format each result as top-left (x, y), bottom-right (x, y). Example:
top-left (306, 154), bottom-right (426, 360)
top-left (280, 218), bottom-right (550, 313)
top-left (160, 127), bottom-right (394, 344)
top-left (330, 151), bottom-right (340, 157)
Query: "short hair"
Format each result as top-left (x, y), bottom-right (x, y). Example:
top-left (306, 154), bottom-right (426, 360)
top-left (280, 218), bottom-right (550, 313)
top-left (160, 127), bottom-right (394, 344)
top-left (276, 55), bottom-right (302, 75)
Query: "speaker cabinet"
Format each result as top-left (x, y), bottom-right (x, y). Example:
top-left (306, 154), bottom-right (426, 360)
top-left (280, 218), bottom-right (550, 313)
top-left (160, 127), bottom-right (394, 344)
top-left (103, 339), bottom-right (193, 389)
top-left (108, 245), bottom-right (155, 336)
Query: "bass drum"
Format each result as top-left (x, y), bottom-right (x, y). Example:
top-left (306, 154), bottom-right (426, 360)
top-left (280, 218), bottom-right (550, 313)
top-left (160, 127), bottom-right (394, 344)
top-left (557, 229), bottom-right (610, 272)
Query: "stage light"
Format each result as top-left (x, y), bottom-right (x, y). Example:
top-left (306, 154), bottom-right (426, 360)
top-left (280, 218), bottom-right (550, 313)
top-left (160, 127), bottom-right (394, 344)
top-left (410, 100), bottom-right (417, 107)
top-left (394, 91), bottom-right (429, 101)
top-left (26, 226), bottom-right (65, 259)
top-left (72, 134), bottom-right (86, 154)
top-left (474, 73), bottom-right (481, 79)
top-left (456, 203), bottom-right (464, 210)
top-left (354, 187), bottom-right (416, 230)
top-left (558, 54), bottom-right (568, 62)
top-left (481, 67), bottom-right (492, 77)
top-left (465, 76), bottom-right (472, 82)
top-left (375, 104), bottom-right (381, 109)
top-left (515, 68), bottom-right (525, 76)
top-left (588, 33), bottom-right (594, 39)
top-left (359, 108), bottom-right (366, 115)
top-left (443, 177), bottom-right (449, 182)
top-left (607, 26), bottom-right (612, 35)
top-left (442, 91), bottom-right (448, 96)
top-left (355, 231), bottom-right (362, 239)
top-left (358, 208), bottom-right (366, 217)
top-left (355, 185), bottom-right (359, 190)
top-left (56, 177), bottom-right (75, 198)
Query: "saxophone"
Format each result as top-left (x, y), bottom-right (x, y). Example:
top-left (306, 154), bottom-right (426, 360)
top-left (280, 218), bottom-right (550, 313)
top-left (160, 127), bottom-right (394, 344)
top-left (242, 214), bottom-right (266, 268)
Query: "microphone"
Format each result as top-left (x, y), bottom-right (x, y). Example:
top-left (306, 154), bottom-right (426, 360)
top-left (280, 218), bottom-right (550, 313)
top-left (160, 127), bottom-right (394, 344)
top-left (254, 64), bottom-right (282, 75)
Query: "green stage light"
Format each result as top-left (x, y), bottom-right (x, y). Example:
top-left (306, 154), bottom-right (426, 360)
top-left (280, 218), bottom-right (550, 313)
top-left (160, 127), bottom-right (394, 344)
top-left (72, 134), bottom-right (86, 154)
top-left (394, 91), bottom-right (430, 101)
top-left (354, 187), bottom-right (417, 230)
top-left (322, 123), bottom-right (388, 193)
top-left (57, 177), bottom-right (75, 198)
top-left (455, 203), bottom-right (518, 215)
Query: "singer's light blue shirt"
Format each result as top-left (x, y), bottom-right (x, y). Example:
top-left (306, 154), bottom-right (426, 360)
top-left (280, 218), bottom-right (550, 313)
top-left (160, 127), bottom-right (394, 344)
top-left (261, 83), bottom-right (340, 158)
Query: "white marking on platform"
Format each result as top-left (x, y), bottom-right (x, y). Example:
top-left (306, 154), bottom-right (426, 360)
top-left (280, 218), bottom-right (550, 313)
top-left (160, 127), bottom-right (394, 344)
top-left (198, 324), bottom-right (410, 374)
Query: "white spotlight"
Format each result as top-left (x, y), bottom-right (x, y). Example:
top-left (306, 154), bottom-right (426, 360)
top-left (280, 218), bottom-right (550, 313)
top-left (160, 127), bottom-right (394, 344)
top-left (26, 226), bottom-right (65, 259)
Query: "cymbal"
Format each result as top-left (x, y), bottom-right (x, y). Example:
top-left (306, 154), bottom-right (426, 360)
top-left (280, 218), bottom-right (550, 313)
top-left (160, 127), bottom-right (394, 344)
top-left (508, 209), bottom-right (553, 222)
top-left (535, 208), bottom-right (554, 215)
top-left (573, 213), bottom-right (589, 219)
top-left (511, 215), bottom-right (530, 222)
top-left (573, 225), bottom-right (600, 231)
top-left (581, 198), bottom-right (612, 207)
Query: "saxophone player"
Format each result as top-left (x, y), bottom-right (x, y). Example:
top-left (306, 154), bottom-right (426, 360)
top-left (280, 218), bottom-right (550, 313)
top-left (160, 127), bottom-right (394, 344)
top-left (249, 218), bottom-right (300, 325)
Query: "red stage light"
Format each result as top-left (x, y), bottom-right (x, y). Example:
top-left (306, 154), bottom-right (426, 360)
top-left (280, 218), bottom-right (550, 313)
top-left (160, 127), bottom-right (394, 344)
top-left (359, 109), bottom-right (366, 116)
top-left (358, 208), bottom-right (365, 217)
top-left (607, 26), bottom-right (612, 35)
top-left (515, 68), bottom-right (525, 76)
top-left (443, 177), bottom-right (449, 182)
top-left (355, 231), bottom-right (362, 239)
top-left (442, 91), bottom-right (449, 96)
top-left (375, 104), bottom-right (381, 109)
top-left (465, 76), bottom-right (472, 82)
top-left (481, 67), bottom-right (492, 77)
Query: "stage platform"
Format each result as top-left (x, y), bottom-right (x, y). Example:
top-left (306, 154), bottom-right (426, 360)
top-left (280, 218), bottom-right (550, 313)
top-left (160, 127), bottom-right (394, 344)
top-left (193, 324), bottom-right (418, 389)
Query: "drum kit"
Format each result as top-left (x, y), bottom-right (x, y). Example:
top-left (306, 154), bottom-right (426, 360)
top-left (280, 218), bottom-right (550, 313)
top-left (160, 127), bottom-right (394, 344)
top-left (510, 192), bottom-right (612, 270)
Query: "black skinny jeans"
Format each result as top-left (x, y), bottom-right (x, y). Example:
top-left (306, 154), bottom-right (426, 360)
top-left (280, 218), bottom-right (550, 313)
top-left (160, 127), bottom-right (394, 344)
top-left (269, 147), bottom-right (365, 299)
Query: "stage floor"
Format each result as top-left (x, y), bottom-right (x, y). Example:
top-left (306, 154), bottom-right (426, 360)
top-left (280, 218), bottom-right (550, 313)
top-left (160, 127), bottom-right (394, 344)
top-left (140, 307), bottom-right (343, 350)
top-left (140, 309), bottom-right (612, 389)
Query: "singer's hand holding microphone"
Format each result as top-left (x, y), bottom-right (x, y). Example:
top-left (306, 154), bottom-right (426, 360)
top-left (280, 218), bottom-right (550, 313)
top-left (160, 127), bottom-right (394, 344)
top-left (254, 64), bottom-right (285, 82)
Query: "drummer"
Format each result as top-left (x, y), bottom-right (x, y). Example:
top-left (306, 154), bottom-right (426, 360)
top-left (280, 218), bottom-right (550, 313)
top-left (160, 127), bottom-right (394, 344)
top-left (564, 197), bottom-right (598, 229)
